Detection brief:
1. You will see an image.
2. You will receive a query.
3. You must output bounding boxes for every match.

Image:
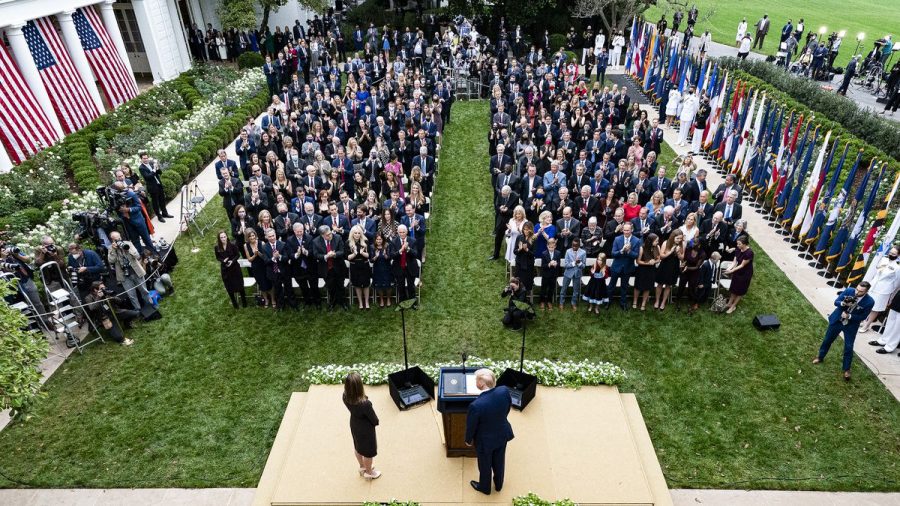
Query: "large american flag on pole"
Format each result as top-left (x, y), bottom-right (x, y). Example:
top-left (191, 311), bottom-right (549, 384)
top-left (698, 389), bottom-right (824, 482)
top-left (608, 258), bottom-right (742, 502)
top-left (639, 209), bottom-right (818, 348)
top-left (73, 6), bottom-right (138, 107)
top-left (0, 39), bottom-right (60, 164)
top-left (23, 17), bottom-right (100, 134)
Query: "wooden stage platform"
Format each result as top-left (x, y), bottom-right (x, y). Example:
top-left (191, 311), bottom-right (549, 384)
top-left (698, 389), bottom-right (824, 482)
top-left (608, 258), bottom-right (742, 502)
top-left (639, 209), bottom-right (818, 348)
top-left (253, 385), bottom-right (672, 506)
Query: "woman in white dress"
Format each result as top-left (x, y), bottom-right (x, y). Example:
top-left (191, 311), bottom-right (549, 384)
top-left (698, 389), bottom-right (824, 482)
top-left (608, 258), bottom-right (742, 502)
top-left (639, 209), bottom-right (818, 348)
top-left (678, 212), bottom-right (699, 243)
top-left (505, 205), bottom-right (527, 264)
top-left (217, 33), bottom-right (227, 61)
top-left (862, 247), bottom-right (900, 332)
top-left (665, 87), bottom-right (681, 128)
top-left (736, 18), bottom-right (748, 46)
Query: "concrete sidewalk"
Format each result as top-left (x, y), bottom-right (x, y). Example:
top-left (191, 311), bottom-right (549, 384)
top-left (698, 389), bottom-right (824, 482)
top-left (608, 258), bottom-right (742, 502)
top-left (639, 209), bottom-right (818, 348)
top-left (3, 487), bottom-right (900, 505)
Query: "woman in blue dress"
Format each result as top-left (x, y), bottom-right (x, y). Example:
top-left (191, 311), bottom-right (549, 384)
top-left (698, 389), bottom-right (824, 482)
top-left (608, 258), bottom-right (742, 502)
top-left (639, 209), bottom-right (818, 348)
top-left (533, 210), bottom-right (557, 258)
top-left (371, 234), bottom-right (394, 308)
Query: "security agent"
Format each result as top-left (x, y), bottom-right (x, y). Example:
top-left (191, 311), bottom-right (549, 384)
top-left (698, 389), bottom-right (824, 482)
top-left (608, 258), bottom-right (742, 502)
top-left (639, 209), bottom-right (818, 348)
top-left (83, 281), bottom-right (138, 346)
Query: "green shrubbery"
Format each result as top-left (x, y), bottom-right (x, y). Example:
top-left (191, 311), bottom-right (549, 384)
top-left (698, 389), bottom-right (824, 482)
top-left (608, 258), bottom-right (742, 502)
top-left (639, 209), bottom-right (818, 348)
top-left (238, 51), bottom-right (264, 69)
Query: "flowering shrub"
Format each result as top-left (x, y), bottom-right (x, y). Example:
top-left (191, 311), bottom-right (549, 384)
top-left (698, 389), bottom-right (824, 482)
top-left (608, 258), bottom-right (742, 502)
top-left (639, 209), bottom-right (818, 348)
top-left (305, 357), bottom-right (627, 388)
top-left (0, 150), bottom-right (70, 217)
top-left (119, 68), bottom-right (264, 171)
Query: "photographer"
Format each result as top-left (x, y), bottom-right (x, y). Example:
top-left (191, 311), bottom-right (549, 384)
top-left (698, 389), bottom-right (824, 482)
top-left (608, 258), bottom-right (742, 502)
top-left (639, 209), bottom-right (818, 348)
top-left (33, 235), bottom-right (67, 287)
top-left (813, 281), bottom-right (875, 381)
top-left (137, 152), bottom-right (174, 222)
top-left (500, 276), bottom-right (529, 330)
top-left (83, 281), bottom-right (137, 346)
top-left (112, 181), bottom-right (158, 256)
top-left (107, 231), bottom-right (151, 311)
top-left (66, 243), bottom-right (105, 296)
top-left (1, 239), bottom-right (48, 320)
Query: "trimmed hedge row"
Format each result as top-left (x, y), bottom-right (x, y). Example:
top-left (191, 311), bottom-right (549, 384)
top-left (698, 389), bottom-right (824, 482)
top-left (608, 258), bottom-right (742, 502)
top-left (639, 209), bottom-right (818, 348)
top-left (158, 90), bottom-right (270, 200)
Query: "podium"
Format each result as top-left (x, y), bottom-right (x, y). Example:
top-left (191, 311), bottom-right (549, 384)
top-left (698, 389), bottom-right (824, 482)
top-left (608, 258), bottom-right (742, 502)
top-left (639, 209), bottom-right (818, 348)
top-left (436, 367), bottom-right (480, 458)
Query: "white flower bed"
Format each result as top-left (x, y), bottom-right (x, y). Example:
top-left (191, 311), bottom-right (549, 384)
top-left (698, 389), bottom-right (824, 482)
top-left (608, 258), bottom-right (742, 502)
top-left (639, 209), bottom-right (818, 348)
top-left (120, 68), bottom-right (264, 169)
top-left (305, 357), bottom-right (626, 388)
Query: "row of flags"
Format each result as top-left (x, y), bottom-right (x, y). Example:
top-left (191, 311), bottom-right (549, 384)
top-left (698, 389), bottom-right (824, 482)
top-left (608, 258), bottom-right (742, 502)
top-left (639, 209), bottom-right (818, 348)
top-left (625, 17), bottom-right (899, 285)
top-left (0, 6), bottom-right (137, 165)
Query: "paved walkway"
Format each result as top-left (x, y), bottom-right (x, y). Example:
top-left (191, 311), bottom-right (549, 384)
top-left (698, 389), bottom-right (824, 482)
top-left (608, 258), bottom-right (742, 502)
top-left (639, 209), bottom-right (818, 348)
top-left (3, 487), bottom-right (900, 505)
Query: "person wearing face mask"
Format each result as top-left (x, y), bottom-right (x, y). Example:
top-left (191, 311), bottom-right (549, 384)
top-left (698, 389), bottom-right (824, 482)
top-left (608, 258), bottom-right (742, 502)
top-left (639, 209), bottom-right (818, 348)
top-left (66, 243), bottom-right (105, 297)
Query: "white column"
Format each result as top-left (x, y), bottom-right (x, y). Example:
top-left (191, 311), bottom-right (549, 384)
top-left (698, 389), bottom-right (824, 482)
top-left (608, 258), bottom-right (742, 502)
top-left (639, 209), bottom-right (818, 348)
top-left (57, 10), bottom-right (106, 113)
top-left (98, 0), bottom-right (139, 86)
top-left (4, 24), bottom-right (65, 137)
top-left (131, 0), bottom-right (167, 83)
top-left (165, 0), bottom-right (192, 71)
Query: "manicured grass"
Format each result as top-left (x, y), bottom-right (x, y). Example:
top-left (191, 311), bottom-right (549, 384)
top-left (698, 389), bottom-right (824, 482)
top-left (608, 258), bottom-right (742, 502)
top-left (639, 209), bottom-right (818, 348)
top-left (0, 101), bottom-right (899, 491)
top-left (645, 0), bottom-right (899, 69)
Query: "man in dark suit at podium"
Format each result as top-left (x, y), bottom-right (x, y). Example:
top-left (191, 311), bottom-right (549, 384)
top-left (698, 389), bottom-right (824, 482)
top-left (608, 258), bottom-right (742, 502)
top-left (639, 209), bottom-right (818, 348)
top-left (465, 369), bottom-right (514, 495)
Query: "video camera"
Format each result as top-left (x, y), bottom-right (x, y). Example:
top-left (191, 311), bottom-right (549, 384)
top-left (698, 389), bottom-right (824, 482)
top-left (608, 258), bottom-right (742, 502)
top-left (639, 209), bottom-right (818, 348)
top-left (97, 185), bottom-right (132, 213)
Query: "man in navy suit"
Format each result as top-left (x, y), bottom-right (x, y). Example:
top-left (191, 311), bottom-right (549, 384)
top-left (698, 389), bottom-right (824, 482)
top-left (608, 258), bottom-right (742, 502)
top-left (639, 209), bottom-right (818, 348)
top-left (465, 368), bottom-right (514, 495)
top-left (214, 149), bottom-right (239, 180)
top-left (813, 282), bottom-right (875, 381)
top-left (351, 205), bottom-right (376, 242)
top-left (609, 222), bottom-right (641, 309)
top-left (648, 166), bottom-right (671, 198)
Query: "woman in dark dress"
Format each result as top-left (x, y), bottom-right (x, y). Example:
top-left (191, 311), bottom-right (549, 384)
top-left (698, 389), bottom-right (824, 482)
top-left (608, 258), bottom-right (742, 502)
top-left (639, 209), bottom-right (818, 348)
top-left (723, 235), bottom-right (754, 314)
top-left (214, 231), bottom-right (246, 308)
top-left (676, 239), bottom-right (706, 311)
top-left (654, 228), bottom-right (683, 310)
top-left (634, 233), bottom-right (659, 310)
top-left (343, 372), bottom-right (380, 480)
top-left (371, 234), bottom-right (394, 307)
top-left (514, 223), bottom-right (536, 291)
top-left (347, 225), bottom-right (372, 309)
top-left (243, 229), bottom-right (274, 308)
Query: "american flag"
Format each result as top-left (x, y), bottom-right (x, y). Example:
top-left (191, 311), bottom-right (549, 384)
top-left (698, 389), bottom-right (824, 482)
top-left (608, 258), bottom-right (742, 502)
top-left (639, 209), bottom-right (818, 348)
top-left (74, 7), bottom-right (138, 107)
top-left (23, 17), bottom-right (100, 134)
top-left (0, 39), bottom-right (60, 164)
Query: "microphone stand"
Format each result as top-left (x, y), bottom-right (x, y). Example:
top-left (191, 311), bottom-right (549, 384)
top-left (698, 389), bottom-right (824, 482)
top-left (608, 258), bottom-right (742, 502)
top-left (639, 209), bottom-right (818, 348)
top-left (397, 297), bottom-right (416, 371)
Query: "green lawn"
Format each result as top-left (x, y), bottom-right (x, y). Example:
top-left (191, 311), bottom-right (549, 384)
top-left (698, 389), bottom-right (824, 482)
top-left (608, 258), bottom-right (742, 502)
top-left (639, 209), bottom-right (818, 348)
top-left (0, 101), bottom-right (899, 491)
top-left (645, 0), bottom-right (899, 69)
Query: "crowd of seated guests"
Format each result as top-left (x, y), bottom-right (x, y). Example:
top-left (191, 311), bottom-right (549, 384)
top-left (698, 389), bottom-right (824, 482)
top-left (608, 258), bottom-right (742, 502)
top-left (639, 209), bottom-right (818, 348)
top-left (213, 19), bottom-right (469, 312)
top-left (486, 57), bottom-right (755, 317)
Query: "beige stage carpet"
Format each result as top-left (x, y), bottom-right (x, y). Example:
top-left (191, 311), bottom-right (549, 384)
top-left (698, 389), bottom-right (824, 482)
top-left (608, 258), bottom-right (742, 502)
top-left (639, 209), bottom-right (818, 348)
top-left (253, 385), bottom-right (672, 506)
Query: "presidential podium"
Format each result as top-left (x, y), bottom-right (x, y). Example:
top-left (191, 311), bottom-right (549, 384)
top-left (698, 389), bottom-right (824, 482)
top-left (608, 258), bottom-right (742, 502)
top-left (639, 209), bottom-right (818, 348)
top-left (436, 367), bottom-right (480, 458)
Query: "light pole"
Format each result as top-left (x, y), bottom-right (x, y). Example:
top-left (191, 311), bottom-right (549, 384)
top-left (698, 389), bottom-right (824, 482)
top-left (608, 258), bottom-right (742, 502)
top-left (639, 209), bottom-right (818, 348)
top-left (854, 32), bottom-right (865, 57)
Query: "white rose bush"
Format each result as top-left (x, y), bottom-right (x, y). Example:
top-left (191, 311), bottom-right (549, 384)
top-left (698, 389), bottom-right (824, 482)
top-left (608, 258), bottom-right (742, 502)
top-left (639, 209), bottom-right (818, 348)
top-left (305, 356), bottom-right (626, 388)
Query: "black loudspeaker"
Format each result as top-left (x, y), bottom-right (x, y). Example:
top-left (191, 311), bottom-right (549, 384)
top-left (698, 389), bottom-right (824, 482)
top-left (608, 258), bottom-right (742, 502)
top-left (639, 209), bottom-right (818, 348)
top-left (753, 314), bottom-right (781, 331)
top-left (387, 366), bottom-right (435, 410)
top-left (497, 369), bottom-right (537, 411)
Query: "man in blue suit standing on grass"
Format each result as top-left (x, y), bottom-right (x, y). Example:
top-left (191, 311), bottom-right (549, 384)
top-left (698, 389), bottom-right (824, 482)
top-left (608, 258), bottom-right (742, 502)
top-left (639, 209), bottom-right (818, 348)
top-left (813, 281), bottom-right (874, 382)
top-left (465, 368), bottom-right (514, 495)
